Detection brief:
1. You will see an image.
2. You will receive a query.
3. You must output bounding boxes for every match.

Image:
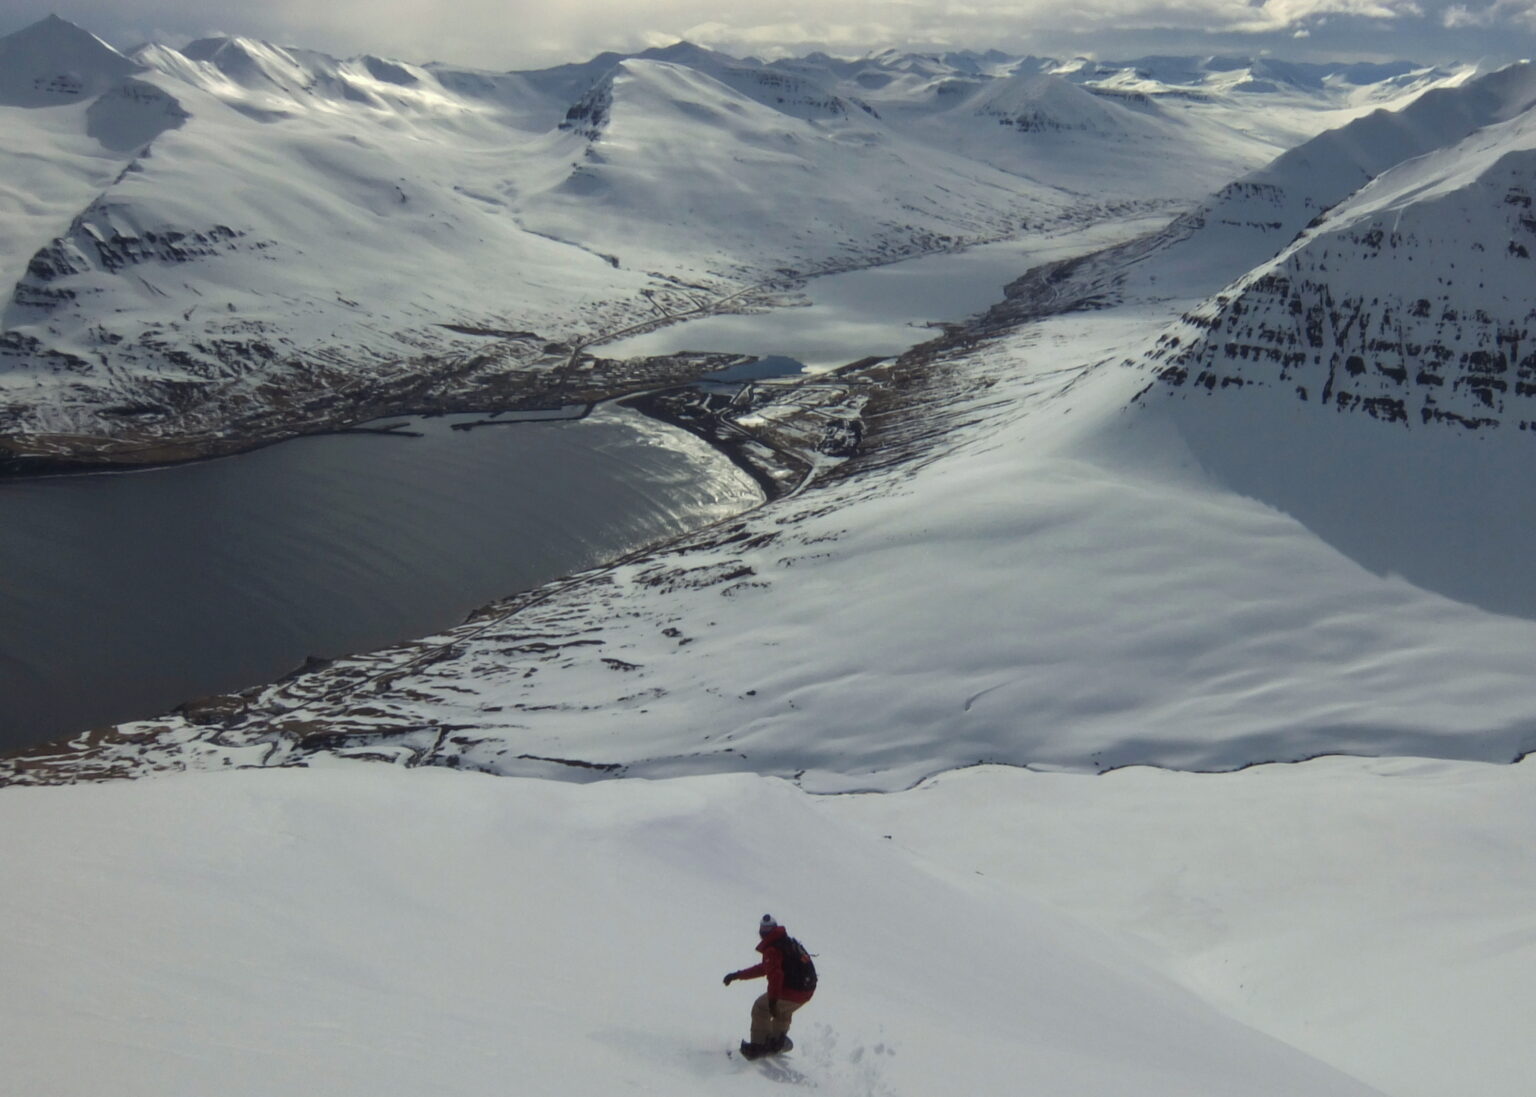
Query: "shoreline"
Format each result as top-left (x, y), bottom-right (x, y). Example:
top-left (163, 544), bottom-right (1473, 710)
top-left (0, 354), bottom-right (743, 480)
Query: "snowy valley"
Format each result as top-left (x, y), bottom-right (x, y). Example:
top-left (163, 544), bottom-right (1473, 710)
top-left (3, 13), bottom-right (1536, 1097)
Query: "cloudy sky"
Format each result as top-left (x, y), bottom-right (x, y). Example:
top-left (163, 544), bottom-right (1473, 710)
top-left (8, 0), bottom-right (1536, 70)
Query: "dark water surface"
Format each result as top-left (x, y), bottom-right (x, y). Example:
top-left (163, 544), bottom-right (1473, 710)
top-left (0, 409), bottom-right (760, 753)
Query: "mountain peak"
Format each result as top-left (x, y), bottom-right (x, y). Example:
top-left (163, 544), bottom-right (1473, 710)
top-left (13, 12), bottom-right (93, 38)
top-left (0, 14), bottom-right (126, 56)
top-left (638, 40), bottom-right (720, 64)
top-left (179, 34), bottom-right (254, 62)
top-left (0, 14), bottom-right (139, 106)
top-left (964, 70), bottom-right (1144, 133)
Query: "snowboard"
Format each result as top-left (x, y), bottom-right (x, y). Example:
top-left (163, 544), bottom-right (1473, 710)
top-left (728, 1044), bottom-right (812, 1087)
top-left (738, 1036), bottom-right (792, 1059)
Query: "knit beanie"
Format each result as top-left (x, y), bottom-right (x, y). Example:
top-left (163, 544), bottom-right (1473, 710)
top-left (759, 913), bottom-right (779, 936)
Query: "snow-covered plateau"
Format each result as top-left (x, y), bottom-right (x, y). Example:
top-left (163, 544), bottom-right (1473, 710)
top-left (4, 14), bottom-right (1536, 1097)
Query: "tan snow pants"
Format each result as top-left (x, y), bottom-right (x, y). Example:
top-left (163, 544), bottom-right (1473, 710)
top-left (750, 994), bottom-right (806, 1045)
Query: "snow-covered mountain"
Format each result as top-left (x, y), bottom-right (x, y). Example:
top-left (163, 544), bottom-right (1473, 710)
top-left (0, 15), bottom-right (1467, 464)
top-left (539, 57), bottom-right (1058, 270)
top-left (972, 60), bottom-right (1531, 330)
top-left (965, 71), bottom-right (1144, 133)
top-left (0, 18), bottom-right (154, 286)
top-left (1144, 62), bottom-right (1536, 432)
top-left (1065, 61), bottom-right (1536, 614)
top-left (0, 13), bottom-right (140, 106)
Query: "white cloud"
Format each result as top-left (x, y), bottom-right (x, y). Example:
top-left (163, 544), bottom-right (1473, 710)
top-left (682, 18), bottom-right (905, 54)
top-left (1443, 0), bottom-right (1536, 28)
top-left (7, 0), bottom-right (1536, 68)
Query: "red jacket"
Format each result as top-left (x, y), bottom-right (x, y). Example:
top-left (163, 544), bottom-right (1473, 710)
top-left (730, 927), bottom-right (814, 1004)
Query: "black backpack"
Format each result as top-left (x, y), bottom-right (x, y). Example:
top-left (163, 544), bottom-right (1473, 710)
top-left (775, 936), bottom-right (818, 994)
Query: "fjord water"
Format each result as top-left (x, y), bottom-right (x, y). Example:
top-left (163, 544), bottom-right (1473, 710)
top-left (598, 220), bottom-right (1168, 368)
top-left (0, 409), bottom-right (760, 752)
top-left (598, 239), bottom-right (1045, 367)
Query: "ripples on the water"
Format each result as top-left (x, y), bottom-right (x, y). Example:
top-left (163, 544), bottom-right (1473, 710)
top-left (0, 409), bottom-right (760, 752)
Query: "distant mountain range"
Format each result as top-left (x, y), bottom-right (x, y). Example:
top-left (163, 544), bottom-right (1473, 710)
top-left (0, 14), bottom-right (1472, 462)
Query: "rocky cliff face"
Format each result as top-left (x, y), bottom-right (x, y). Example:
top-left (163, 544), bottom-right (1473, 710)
top-left (1143, 135), bottom-right (1536, 435)
top-left (557, 76), bottom-right (612, 138)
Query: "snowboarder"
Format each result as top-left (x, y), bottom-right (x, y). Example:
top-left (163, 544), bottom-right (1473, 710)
top-left (723, 913), bottom-right (817, 1060)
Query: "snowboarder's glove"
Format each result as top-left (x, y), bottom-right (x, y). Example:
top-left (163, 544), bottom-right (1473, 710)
top-left (723, 973), bottom-right (737, 986)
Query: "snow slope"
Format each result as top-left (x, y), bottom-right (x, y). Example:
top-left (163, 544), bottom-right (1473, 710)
top-left (905, 71), bottom-right (1232, 199)
top-left (0, 765), bottom-right (1395, 1097)
top-left (835, 756), bottom-right (1536, 1097)
top-left (532, 58), bottom-right (1059, 272)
